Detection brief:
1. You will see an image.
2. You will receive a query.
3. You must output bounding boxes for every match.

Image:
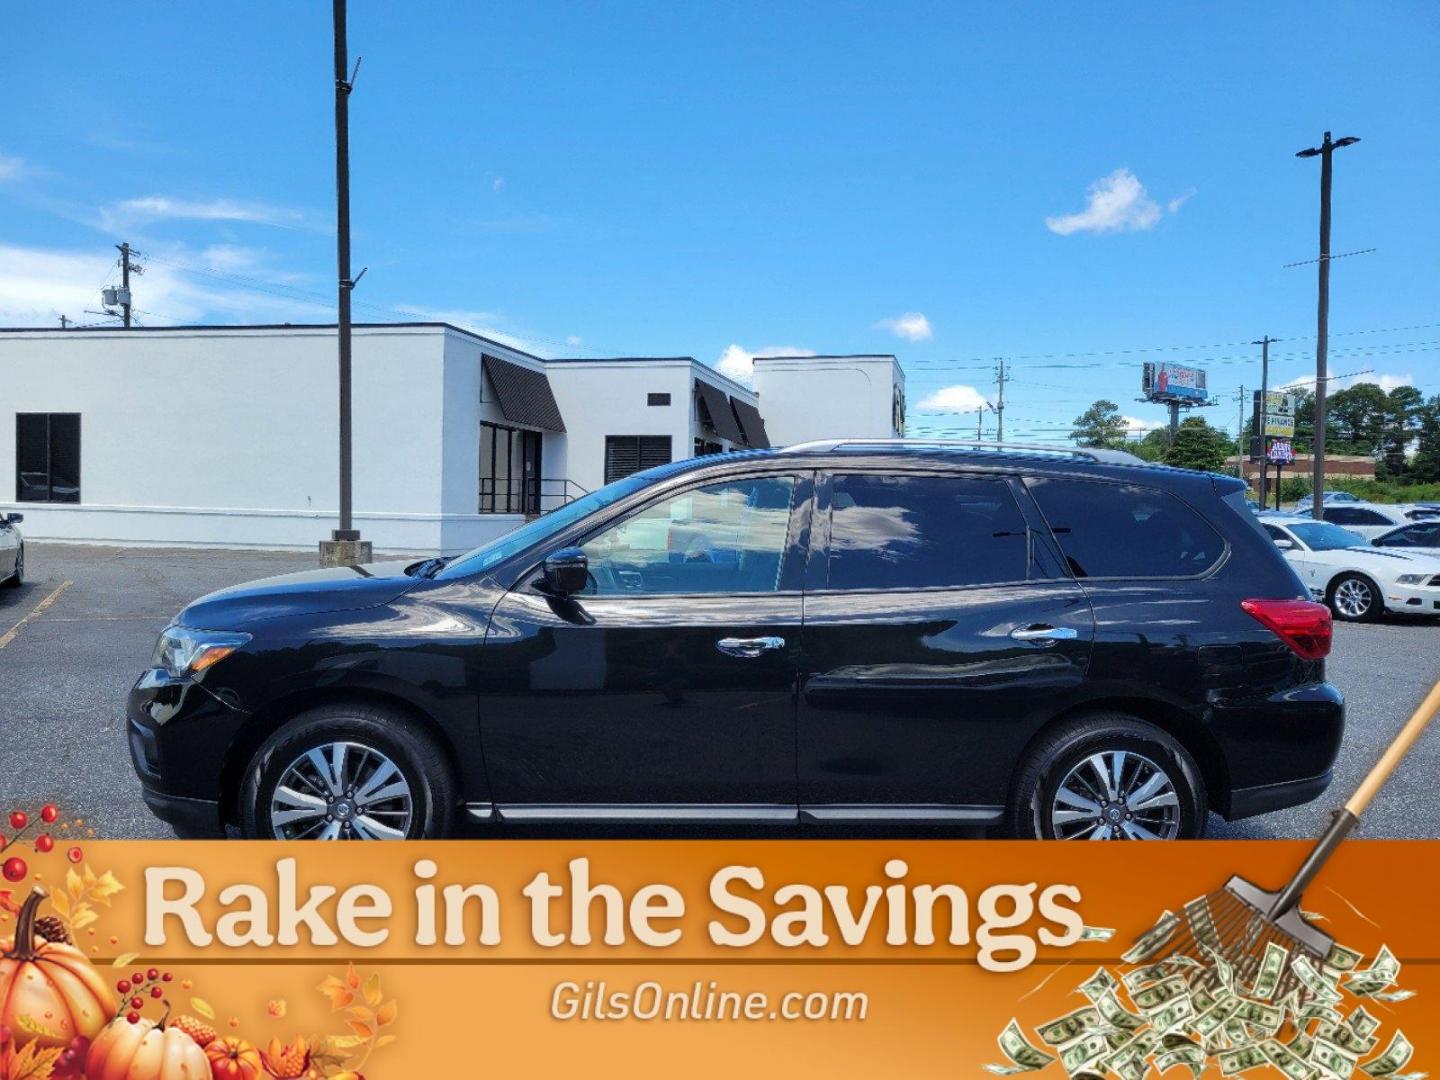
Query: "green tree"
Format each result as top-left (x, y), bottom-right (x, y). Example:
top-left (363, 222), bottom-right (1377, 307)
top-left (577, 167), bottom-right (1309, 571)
top-left (1325, 382), bottom-right (1390, 455)
top-left (1130, 428), bottom-right (1172, 462)
top-left (1379, 385), bottom-right (1424, 479)
top-left (1411, 393), bottom-right (1440, 483)
top-left (1070, 400), bottom-right (1129, 448)
top-left (1164, 416), bottom-right (1232, 473)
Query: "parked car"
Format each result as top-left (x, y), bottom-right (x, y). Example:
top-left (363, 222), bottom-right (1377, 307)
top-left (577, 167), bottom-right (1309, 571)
top-left (1314, 501), bottom-right (1440, 540)
top-left (1293, 491), bottom-right (1361, 513)
top-left (0, 513), bottom-right (23, 587)
top-left (1259, 513), bottom-right (1440, 621)
top-left (129, 441), bottom-right (1343, 842)
top-left (1371, 519), bottom-right (1440, 558)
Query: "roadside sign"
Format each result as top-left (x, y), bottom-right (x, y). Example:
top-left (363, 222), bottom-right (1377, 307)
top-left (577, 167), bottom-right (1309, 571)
top-left (1266, 438), bottom-right (1295, 465)
top-left (1252, 389), bottom-right (1297, 438)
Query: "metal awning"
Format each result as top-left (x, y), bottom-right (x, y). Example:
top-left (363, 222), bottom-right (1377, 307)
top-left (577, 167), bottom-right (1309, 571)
top-left (483, 355), bottom-right (566, 432)
top-left (694, 379), bottom-right (745, 444)
top-left (730, 397), bottom-right (770, 448)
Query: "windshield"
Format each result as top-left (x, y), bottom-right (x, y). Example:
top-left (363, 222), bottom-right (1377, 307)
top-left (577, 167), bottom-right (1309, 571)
top-left (1289, 522), bottom-right (1368, 551)
top-left (437, 471), bottom-right (664, 579)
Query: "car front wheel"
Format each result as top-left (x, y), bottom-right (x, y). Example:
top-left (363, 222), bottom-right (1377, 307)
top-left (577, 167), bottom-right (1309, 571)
top-left (1007, 713), bottom-right (1206, 840)
top-left (239, 704), bottom-right (455, 839)
top-left (2, 545), bottom-right (20, 588)
top-left (1328, 573), bottom-right (1379, 622)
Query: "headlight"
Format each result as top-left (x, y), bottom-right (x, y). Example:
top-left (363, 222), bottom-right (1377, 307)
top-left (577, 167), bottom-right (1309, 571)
top-left (1395, 574), bottom-right (1428, 585)
top-left (151, 626), bottom-right (251, 678)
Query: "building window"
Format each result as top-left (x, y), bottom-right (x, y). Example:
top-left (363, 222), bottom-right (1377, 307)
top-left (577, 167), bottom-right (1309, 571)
top-left (694, 438), bottom-right (724, 458)
top-left (647, 392), bottom-right (671, 406)
top-left (16, 413), bottom-right (81, 503)
top-left (604, 436), bottom-right (672, 485)
top-left (480, 421), bottom-right (542, 514)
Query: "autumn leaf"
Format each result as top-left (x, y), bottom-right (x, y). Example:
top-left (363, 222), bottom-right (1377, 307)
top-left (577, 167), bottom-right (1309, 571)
top-left (65, 868), bottom-right (83, 902)
top-left (70, 907), bottom-right (98, 932)
top-left (317, 975), bottom-right (354, 1011)
top-left (191, 997), bottom-right (216, 1020)
top-left (345, 1006), bottom-right (373, 1024)
top-left (90, 870), bottom-right (125, 905)
top-left (4, 1040), bottom-right (64, 1080)
top-left (361, 972), bottom-right (382, 1007)
top-left (46, 891), bottom-right (67, 919)
top-left (375, 1000), bottom-right (397, 1027)
top-left (15, 1013), bottom-right (65, 1040)
top-left (346, 1020), bottom-right (374, 1040)
top-left (345, 962), bottom-right (360, 990)
top-left (111, 952), bottom-right (138, 968)
top-left (323, 1035), bottom-right (366, 1052)
top-left (374, 1034), bottom-right (398, 1050)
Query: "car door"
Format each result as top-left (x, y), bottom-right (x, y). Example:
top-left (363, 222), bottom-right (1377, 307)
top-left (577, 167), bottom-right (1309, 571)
top-left (797, 469), bottom-right (1094, 822)
top-left (1263, 523), bottom-right (1323, 595)
top-left (476, 470), bottom-right (811, 817)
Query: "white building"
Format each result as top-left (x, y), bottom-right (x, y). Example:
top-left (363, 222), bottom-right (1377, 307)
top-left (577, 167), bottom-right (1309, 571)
top-left (0, 324), bottom-right (903, 554)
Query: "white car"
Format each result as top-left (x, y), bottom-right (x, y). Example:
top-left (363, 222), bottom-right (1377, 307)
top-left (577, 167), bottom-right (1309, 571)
top-left (1371, 518), bottom-right (1440, 559)
top-left (0, 512), bottom-right (23, 587)
top-left (1258, 514), bottom-right (1440, 621)
top-left (1293, 491), bottom-right (1361, 513)
top-left (1315, 501), bottom-right (1440, 540)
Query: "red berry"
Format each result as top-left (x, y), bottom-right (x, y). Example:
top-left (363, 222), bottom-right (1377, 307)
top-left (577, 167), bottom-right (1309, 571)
top-left (130, 996), bottom-right (143, 1010)
top-left (36, 834), bottom-right (54, 853)
top-left (147, 967), bottom-right (159, 981)
top-left (66, 846), bottom-right (83, 864)
top-left (2, 856), bottom-right (26, 882)
top-left (116, 980), bottom-right (131, 994)
top-left (161, 972), bottom-right (173, 982)
top-left (41, 805), bottom-right (59, 824)
top-left (126, 1012), bottom-right (140, 1024)
top-left (8, 811), bottom-right (26, 831)
top-left (150, 986), bottom-right (163, 999)
top-left (131, 972), bottom-right (144, 985)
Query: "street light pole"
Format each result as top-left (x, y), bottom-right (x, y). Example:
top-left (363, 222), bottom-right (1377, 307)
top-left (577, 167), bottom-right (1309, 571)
top-left (1252, 335), bottom-right (1275, 505)
top-left (1296, 131), bottom-right (1359, 520)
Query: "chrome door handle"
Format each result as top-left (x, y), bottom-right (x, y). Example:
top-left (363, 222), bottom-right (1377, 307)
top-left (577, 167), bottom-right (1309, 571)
top-left (1010, 625), bottom-right (1079, 644)
top-left (716, 635), bottom-right (786, 658)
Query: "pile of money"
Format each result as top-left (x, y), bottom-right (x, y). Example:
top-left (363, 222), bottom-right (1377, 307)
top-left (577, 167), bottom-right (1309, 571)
top-left (986, 906), bottom-right (1420, 1080)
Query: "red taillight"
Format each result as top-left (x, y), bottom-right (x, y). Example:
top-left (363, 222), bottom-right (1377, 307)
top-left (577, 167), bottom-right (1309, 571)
top-left (1241, 598), bottom-right (1333, 660)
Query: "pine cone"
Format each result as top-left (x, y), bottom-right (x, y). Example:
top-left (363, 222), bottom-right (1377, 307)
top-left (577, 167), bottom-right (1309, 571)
top-left (33, 914), bottom-right (70, 944)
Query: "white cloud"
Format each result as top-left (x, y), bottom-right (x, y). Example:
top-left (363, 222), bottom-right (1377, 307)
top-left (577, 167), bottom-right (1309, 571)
top-left (1374, 373), bottom-right (1414, 392)
top-left (565, 334), bottom-right (583, 347)
top-left (1046, 169), bottom-right (1167, 236)
top-left (1167, 188), bottom-right (1197, 214)
top-left (714, 343), bottom-right (815, 384)
top-left (492, 177), bottom-right (505, 193)
top-left (99, 195), bottom-right (306, 230)
top-left (915, 384), bottom-right (989, 413)
top-left (393, 304), bottom-right (544, 354)
top-left (0, 242), bottom-right (330, 326)
top-left (0, 155), bottom-right (27, 181)
top-left (1121, 415), bottom-right (1163, 433)
top-left (875, 311), bottom-right (933, 342)
top-left (1279, 370), bottom-right (1413, 395)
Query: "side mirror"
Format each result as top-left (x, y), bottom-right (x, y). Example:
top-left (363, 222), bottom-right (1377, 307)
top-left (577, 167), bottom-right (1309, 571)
top-left (541, 547), bottom-right (589, 595)
top-left (1273, 537), bottom-right (1295, 551)
top-left (2, 513), bottom-right (20, 525)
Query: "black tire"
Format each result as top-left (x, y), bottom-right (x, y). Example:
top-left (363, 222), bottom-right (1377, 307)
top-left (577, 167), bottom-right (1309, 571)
top-left (1006, 713), bottom-right (1207, 840)
top-left (1327, 572), bottom-right (1380, 623)
top-left (2, 544), bottom-right (21, 588)
top-left (239, 703), bottom-right (456, 839)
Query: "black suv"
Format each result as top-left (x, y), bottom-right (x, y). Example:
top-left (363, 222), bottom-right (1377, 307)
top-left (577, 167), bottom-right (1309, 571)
top-left (128, 441), bottom-right (1342, 840)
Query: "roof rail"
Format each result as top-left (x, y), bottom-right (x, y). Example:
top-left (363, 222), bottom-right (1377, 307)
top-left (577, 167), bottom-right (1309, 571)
top-left (776, 438), bottom-right (1146, 465)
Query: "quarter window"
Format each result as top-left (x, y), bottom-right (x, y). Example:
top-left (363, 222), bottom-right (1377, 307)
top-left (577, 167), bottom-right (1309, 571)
top-left (1028, 478), bottom-right (1223, 578)
top-left (826, 474), bottom-right (1029, 590)
top-left (581, 476), bottom-right (795, 595)
top-left (16, 413), bottom-right (81, 504)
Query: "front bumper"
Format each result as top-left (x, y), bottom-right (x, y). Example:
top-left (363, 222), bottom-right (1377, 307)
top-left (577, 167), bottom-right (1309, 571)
top-left (1381, 581), bottom-right (1440, 614)
top-left (128, 666), bottom-right (249, 834)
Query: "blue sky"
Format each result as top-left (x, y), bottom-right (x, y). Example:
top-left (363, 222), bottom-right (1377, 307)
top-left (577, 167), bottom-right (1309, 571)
top-left (2, 1), bottom-right (1437, 441)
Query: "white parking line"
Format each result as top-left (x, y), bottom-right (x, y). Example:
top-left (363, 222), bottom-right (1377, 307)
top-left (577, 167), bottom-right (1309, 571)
top-left (0, 581), bottom-right (73, 650)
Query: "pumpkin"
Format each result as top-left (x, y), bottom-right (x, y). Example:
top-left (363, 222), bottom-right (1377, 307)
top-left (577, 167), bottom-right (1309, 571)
top-left (206, 1035), bottom-right (265, 1080)
top-left (86, 1011), bottom-right (210, 1080)
top-left (0, 888), bottom-right (115, 1050)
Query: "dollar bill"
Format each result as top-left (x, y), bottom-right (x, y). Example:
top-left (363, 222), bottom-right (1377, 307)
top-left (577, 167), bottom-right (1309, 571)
top-left (1193, 998), bottom-right (1242, 1039)
top-left (1203, 944), bottom-right (1237, 992)
top-left (1185, 896), bottom-right (1221, 951)
top-left (989, 1019), bottom-right (1057, 1075)
top-left (1132, 974), bottom-right (1189, 1013)
top-left (1037, 1007), bottom-right (1105, 1047)
top-left (1123, 963), bottom-right (1171, 993)
top-left (1263, 1038), bottom-right (1319, 1080)
top-left (1156, 1045), bottom-right (1206, 1078)
top-left (1219, 1045), bottom-right (1269, 1076)
top-left (1360, 1032), bottom-right (1413, 1078)
top-left (1079, 967), bottom-right (1119, 1003)
top-left (1080, 925), bottom-right (1116, 942)
top-left (1123, 912), bottom-right (1180, 965)
top-left (1251, 941), bottom-right (1290, 1001)
top-left (1095, 990), bottom-right (1147, 1033)
top-left (1349, 1007), bottom-right (1382, 1039)
top-left (1293, 955), bottom-right (1344, 1005)
top-left (1232, 998), bottom-right (1284, 1034)
top-left (1289, 1032), bottom-right (1315, 1060)
top-left (1366, 989), bottom-right (1415, 1003)
top-left (1325, 943), bottom-right (1364, 972)
top-left (1060, 1033), bottom-right (1112, 1075)
top-left (1150, 995), bottom-right (1196, 1034)
top-left (1313, 1037), bottom-right (1360, 1080)
top-left (1320, 1022), bottom-right (1379, 1058)
top-left (1345, 946), bottom-right (1400, 993)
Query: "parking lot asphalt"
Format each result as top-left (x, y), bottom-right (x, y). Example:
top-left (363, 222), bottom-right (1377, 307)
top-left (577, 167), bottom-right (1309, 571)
top-left (2, 542), bottom-right (1438, 840)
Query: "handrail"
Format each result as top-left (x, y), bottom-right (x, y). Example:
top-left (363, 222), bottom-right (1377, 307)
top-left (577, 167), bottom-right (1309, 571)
top-left (479, 476), bottom-right (588, 515)
top-left (776, 438), bottom-right (1145, 465)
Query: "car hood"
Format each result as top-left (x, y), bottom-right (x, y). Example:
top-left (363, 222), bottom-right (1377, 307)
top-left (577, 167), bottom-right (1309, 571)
top-left (176, 560), bottom-right (423, 628)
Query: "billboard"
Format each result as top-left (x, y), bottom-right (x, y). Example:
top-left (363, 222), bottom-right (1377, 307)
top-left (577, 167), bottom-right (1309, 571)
top-left (1252, 389), bottom-right (1297, 438)
top-left (1142, 361), bottom-right (1208, 402)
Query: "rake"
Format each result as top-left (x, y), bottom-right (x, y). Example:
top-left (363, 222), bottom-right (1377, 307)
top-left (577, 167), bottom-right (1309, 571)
top-left (1133, 678), bottom-right (1440, 1004)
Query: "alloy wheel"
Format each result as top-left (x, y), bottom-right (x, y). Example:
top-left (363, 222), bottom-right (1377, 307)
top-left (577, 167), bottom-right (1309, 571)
top-left (1333, 578), bottom-right (1372, 619)
top-left (268, 741), bottom-right (413, 840)
top-left (1049, 750), bottom-right (1181, 840)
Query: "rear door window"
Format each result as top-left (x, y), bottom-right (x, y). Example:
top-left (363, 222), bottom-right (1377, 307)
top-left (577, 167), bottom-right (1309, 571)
top-left (825, 473), bottom-right (1029, 590)
top-left (1027, 478), bottom-right (1225, 578)
top-left (1379, 523), bottom-right (1440, 548)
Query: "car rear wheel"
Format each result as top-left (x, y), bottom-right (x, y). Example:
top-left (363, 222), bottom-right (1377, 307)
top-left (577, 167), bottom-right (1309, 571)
top-left (1328, 573), bottom-right (1379, 622)
top-left (2, 545), bottom-right (20, 588)
top-left (1007, 713), bottom-right (1207, 840)
top-left (239, 703), bottom-right (455, 839)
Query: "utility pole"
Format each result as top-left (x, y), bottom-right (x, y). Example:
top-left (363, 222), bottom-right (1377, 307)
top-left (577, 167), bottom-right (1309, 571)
top-left (976, 405), bottom-right (984, 441)
top-left (117, 243), bottom-right (134, 328)
top-left (1236, 385), bottom-right (1246, 479)
top-left (994, 358), bottom-right (1008, 442)
top-left (321, 0), bottom-right (370, 566)
top-left (1252, 335), bottom-right (1275, 504)
top-left (58, 315), bottom-right (69, 330)
top-left (1297, 131), bottom-right (1360, 520)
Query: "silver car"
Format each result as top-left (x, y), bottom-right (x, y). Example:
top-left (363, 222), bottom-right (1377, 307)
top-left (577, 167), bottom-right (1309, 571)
top-left (1, 513), bottom-right (23, 588)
